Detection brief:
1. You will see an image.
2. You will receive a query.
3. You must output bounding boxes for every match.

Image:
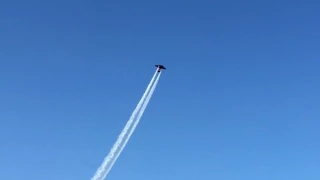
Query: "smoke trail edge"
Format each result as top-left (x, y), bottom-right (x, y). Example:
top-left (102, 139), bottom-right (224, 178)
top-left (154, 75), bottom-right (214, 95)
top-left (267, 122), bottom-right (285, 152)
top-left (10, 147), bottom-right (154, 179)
top-left (90, 69), bottom-right (158, 180)
top-left (99, 72), bottom-right (162, 179)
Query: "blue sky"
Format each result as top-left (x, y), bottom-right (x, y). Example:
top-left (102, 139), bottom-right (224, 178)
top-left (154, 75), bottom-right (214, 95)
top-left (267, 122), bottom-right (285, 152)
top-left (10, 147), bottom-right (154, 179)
top-left (1, 0), bottom-right (320, 179)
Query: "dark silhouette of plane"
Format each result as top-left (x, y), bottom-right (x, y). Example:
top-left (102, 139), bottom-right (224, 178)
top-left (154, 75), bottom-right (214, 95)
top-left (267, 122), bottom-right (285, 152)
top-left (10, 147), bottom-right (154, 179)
top-left (155, 64), bottom-right (166, 72)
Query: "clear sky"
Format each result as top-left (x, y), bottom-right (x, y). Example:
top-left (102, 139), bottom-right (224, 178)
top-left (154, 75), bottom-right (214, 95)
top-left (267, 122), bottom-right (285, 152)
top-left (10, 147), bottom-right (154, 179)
top-left (1, 0), bottom-right (320, 179)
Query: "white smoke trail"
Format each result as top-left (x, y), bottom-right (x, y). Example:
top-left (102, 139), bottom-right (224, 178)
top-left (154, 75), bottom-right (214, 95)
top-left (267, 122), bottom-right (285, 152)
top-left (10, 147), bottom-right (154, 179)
top-left (91, 69), bottom-right (159, 180)
top-left (101, 72), bottom-right (162, 178)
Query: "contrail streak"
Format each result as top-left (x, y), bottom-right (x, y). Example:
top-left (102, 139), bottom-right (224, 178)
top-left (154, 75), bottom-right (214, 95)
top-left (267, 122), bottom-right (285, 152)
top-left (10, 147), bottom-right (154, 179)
top-left (102, 72), bottom-right (162, 177)
top-left (91, 69), bottom-right (159, 180)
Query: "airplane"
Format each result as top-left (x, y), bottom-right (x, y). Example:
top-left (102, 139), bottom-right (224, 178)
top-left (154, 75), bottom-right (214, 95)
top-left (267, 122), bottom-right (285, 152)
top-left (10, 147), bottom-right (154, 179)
top-left (155, 64), bottom-right (166, 72)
